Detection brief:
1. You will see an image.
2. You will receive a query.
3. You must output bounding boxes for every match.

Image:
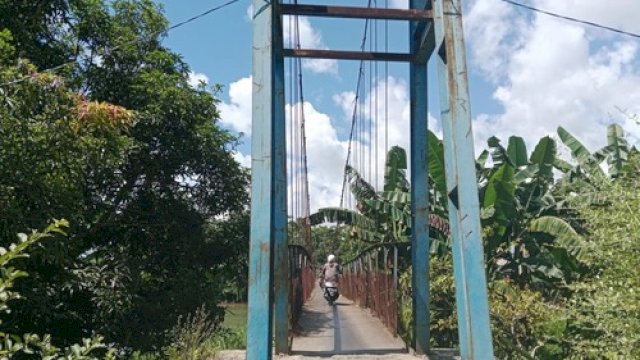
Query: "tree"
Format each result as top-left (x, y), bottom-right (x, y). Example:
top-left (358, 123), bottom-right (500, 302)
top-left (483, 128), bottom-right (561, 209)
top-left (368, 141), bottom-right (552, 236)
top-left (1, 0), bottom-right (249, 350)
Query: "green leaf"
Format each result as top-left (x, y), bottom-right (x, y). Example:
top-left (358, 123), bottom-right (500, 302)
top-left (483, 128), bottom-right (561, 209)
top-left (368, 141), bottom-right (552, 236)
top-left (606, 123), bottom-right (629, 178)
top-left (514, 164), bottom-right (539, 184)
top-left (557, 126), bottom-right (593, 163)
top-left (488, 136), bottom-right (513, 167)
top-left (483, 164), bottom-right (516, 237)
top-left (529, 136), bottom-right (556, 180)
top-left (553, 158), bottom-right (572, 173)
top-left (507, 136), bottom-right (528, 167)
top-left (427, 130), bottom-right (447, 199)
top-left (557, 126), bottom-right (606, 180)
top-left (529, 215), bottom-right (577, 237)
top-left (384, 146), bottom-right (409, 192)
top-left (346, 165), bottom-right (377, 205)
top-left (309, 207), bottom-right (377, 231)
top-left (483, 164), bottom-right (515, 209)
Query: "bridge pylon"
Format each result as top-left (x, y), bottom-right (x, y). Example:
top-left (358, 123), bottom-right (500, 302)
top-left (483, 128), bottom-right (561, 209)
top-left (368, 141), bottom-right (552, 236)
top-left (247, 1), bottom-right (494, 359)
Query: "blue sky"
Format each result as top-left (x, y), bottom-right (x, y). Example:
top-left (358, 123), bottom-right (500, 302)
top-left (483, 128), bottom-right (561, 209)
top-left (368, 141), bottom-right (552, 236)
top-left (156, 0), bottom-right (640, 212)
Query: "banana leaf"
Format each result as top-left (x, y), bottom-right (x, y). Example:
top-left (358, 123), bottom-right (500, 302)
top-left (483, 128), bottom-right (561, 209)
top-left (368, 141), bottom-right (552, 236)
top-left (488, 136), bottom-right (514, 167)
top-left (309, 207), bottom-right (377, 230)
top-left (529, 136), bottom-right (556, 180)
top-left (427, 130), bottom-right (447, 199)
top-left (606, 123), bottom-right (629, 178)
top-left (507, 136), bottom-right (528, 167)
top-left (384, 146), bottom-right (409, 192)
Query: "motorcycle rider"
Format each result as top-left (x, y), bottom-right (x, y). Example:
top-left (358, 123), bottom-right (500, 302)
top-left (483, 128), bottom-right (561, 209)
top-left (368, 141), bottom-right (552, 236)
top-left (320, 254), bottom-right (341, 287)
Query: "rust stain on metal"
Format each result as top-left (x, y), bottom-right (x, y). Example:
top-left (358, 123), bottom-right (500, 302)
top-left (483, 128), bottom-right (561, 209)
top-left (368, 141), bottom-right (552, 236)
top-left (288, 246), bottom-right (314, 334)
top-left (281, 4), bottom-right (432, 20)
top-left (283, 48), bottom-right (414, 62)
top-left (342, 248), bottom-right (400, 336)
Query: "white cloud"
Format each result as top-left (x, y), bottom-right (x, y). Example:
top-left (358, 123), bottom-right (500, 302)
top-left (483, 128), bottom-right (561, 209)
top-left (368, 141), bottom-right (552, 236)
top-left (465, 0), bottom-right (525, 81)
top-left (287, 76), bottom-right (425, 214)
top-left (536, 0), bottom-right (640, 36)
top-left (220, 75), bottom-right (437, 214)
top-left (187, 72), bottom-right (209, 88)
top-left (465, 0), bottom-right (640, 153)
top-left (283, 16), bottom-right (339, 75)
top-left (232, 151), bottom-right (252, 168)
top-left (287, 102), bottom-right (347, 212)
top-left (244, 8), bottom-right (339, 74)
top-left (219, 76), bottom-right (253, 135)
top-left (331, 76), bottom-right (438, 194)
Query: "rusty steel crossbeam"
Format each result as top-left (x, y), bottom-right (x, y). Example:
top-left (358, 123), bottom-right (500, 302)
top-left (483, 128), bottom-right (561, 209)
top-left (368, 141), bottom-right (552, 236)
top-left (280, 4), bottom-right (432, 21)
top-left (283, 49), bottom-right (414, 62)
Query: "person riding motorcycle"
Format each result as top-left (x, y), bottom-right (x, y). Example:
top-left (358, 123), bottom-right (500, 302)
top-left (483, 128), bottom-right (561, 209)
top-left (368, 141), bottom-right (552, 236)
top-left (320, 254), bottom-right (341, 304)
top-left (320, 254), bottom-right (341, 285)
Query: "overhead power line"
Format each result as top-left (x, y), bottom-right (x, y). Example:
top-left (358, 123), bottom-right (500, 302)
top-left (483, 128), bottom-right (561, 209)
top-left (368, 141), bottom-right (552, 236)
top-left (501, 0), bottom-right (640, 39)
top-left (0, 0), bottom-right (244, 87)
top-left (168, 0), bottom-right (242, 31)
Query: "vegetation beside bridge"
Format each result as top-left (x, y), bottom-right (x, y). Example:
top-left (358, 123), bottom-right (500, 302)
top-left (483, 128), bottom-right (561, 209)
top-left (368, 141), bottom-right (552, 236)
top-left (1, 0), bottom-right (638, 359)
top-left (310, 127), bottom-right (640, 359)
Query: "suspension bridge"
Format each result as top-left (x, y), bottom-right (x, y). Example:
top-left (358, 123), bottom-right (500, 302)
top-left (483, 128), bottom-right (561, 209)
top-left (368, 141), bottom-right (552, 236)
top-left (240, 0), bottom-right (493, 359)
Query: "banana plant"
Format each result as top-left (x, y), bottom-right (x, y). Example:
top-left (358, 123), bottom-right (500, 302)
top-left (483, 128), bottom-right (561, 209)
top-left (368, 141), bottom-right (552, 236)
top-left (310, 145), bottom-right (450, 255)
top-left (478, 135), bottom-right (585, 288)
top-left (556, 126), bottom-right (607, 186)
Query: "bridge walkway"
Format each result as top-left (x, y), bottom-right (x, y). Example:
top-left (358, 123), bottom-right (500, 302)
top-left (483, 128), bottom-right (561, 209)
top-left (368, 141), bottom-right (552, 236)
top-left (216, 288), bottom-right (458, 359)
top-left (291, 288), bottom-right (407, 356)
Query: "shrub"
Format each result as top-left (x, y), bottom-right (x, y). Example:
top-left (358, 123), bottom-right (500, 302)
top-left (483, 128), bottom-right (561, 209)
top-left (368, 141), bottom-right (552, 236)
top-left (0, 220), bottom-right (116, 359)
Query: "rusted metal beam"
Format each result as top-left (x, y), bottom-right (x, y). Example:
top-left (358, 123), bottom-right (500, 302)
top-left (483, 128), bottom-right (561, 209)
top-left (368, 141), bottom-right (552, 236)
top-left (283, 48), bottom-right (414, 62)
top-left (281, 4), bottom-right (432, 21)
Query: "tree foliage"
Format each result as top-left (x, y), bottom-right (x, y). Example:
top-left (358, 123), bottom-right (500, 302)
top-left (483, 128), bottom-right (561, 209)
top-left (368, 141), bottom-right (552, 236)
top-left (560, 152), bottom-right (640, 359)
top-left (1, 0), bottom-right (249, 351)
top-left (0, 220), bottom-right (116, 359)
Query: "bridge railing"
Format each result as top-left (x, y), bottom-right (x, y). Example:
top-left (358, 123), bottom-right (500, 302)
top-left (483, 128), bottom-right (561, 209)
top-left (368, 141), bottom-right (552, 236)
top-left (288, 245), bottom-right (314, 329)
top-left (342, 242), bottom-right (411, 336)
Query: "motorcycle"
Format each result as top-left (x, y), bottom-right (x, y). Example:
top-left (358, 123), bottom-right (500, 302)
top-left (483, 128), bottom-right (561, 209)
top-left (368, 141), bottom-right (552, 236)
top-left (322, 281), bottom-right (339, 305)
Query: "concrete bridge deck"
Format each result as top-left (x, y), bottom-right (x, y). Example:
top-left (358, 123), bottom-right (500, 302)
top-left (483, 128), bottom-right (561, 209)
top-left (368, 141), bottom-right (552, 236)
top-left (217, 288), bottom-right (457, 359)
top-left (291, 288), bottom-right (406, 356)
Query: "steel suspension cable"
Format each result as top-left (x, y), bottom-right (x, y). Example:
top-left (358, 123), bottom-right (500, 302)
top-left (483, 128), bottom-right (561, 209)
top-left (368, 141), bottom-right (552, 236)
top-left (339, 15), bottom-right (372, 206)
top-left (292, 1), bottom-right (312, 252)
top-left (374, 0), bottom-right (379, 190)
top-left (368, 7), bottom-right (374, 184)
top-left (384, 0), bottom-right (389, 156)
top-left (288, 10), bottom-right (295, 242)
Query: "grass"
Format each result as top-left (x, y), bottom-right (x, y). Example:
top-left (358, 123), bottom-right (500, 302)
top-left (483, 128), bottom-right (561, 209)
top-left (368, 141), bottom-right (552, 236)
top-left (221, 303), bottom-right (247, 331)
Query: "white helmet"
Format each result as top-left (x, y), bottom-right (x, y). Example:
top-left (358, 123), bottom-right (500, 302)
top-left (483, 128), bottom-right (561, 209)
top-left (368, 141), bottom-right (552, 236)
top-left (327, 254), bottom-right (336, 263)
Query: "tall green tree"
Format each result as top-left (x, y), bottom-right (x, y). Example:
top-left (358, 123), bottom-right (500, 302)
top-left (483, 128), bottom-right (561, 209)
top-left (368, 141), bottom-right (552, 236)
top-left (1, 0), bottom-right (249, 350)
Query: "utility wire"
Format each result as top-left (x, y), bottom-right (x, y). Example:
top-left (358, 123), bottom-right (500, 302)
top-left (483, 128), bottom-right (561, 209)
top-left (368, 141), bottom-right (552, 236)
top-left (167, 0), bottom-right (242, 31)
top-left (0, 0), bottom-right (244, 87)
top-left (502, 0), bottom-right (640, 39)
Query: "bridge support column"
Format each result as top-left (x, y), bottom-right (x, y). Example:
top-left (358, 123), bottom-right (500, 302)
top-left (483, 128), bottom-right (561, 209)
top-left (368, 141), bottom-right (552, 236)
top-left (248, 0), bottom-right (288, 359)
top-left (409, 0), bottom-right (430, 354)
top-left (433, 0), bottom-right (494, 359)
